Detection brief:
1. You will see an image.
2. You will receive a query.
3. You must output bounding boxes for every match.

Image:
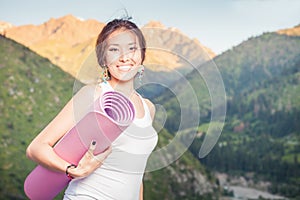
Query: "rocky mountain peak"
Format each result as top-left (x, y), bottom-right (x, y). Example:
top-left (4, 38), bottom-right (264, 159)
top-left (277, 24), bottom-right (300, 36)
top-left (0, 21), bottom-right (13, 35)
top-left (1, 15), bottom-right (215, 81)
top-left (144, 21), bottom-right (166, 29)
top-left (40, 14), bottom-right (104, 44)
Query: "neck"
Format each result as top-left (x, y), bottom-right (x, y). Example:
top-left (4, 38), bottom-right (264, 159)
top-left (108, 79), bottom-right (136, 97)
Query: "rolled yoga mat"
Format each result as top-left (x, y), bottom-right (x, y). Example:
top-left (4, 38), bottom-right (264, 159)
top-left (24, 91), bottom-right (135, 200)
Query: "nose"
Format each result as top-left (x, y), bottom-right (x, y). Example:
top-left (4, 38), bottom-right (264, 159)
top-left (119, 50), bottom-right (131, 62)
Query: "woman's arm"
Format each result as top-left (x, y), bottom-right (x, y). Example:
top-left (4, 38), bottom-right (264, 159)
top-left (26, 85), bottom-right (111, 178)
top-left (139, 182), bottom-right (143, 200)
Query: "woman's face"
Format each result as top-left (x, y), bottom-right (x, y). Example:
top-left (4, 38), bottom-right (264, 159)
top-left (105, 28), bottom-right (143, 82)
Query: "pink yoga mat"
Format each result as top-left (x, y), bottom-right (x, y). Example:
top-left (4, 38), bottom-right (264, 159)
top-left (24, 91), bottom-right (135, 200)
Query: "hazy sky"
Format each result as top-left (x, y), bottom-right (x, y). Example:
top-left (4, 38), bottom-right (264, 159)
top-left (1, 0), bottom-right (300, 54)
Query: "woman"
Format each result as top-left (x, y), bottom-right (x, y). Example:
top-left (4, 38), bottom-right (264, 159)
top-left (26, 18), bottom-right (158, 200)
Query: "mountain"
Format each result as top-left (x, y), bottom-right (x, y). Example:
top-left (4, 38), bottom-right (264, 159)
top-left (0, 35), bottom-right (75, 199)
top-left (0, 35), bottom-right (217, 199)
top-left (143, 20), bottom-right (215, 69)
top-left (0, 21), bottom-right (13, 35)
top-left (277, 24), bottom-right (300, 36)
top-left (216, 32), bottom-right (300, 98)
top-left (2, 15), bottom-right (105, 81)
top-left (4, 14), bottom-right (299, 198)
top-left (1, 15), bottom-right (215, 85)
top-left (154, 25), bottom-right (300, 198)
top-left (159, 30), bottom-right (300, 120)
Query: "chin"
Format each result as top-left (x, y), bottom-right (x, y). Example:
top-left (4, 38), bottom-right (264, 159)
top-left (115, 71), bottom-right (138, 81)
top-left (118, 76), bottom-right (135, 82)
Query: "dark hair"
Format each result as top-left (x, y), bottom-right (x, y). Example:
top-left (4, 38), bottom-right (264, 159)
top-left (96, 19), bottom-right (146, 66)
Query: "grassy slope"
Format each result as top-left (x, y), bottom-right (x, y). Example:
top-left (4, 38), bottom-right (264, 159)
top-left (0, 35), bottom-right (75, 199)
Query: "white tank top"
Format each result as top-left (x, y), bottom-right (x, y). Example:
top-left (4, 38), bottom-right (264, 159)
top-left (64, 82), bottom-right (158, 200)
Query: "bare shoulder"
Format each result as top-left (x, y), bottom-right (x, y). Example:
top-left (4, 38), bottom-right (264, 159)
top-left (73, 84), bottom-right (103, 101)
top-left (143, 98), bottom-right (156, 120)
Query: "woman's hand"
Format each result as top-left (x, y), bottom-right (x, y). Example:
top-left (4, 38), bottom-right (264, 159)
top-left (68, 141), bottom-right (112, 178)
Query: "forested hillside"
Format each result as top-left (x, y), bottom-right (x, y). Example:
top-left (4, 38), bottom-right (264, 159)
top-left (155, 32), bottom-right (300, 199)
top-left (0, 35), bottom-right (75, 199)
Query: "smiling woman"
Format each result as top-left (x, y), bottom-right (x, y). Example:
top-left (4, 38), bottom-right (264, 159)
top-left (104, 28), bottom-right (143, 81)
top-left (96, 19), bottom-right (146, 84)
top-left (25, 18), bottom-right (158, 200)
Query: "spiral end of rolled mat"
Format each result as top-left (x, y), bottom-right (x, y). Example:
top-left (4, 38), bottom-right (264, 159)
top-left (100, 91), bottom-right (135, 126)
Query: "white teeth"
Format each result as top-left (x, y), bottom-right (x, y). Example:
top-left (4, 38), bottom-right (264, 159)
top-left (118, 66), bottom-right (131, 71)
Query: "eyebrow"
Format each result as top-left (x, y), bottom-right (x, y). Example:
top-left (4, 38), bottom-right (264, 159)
top-left (108, 42), bottom-right (137, 46)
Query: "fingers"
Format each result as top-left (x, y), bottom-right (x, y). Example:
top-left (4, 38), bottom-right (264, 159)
top-left (103, 146), bottom-right (112, 156)
top-left (74, 142), bottom-right (112, 178)
top-left (87, 141), bottom-right (112, 163)
top-left (94, 146), bottom-right (112, 162)
top-left (88, 140), bottom-right (97, 153)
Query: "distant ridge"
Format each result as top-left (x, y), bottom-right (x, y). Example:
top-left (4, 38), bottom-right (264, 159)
top-left (143, 20), bottom-right (215, 65)
top-left (2, 15), bottom-right (104, 80)
top-left (1, 15), bottom-right (215, 83)
top-left (277, 24), bottom-right (300, 36)
top-left (0, 21), bottom-right (13, 35)
top-left (3, 14), bottom-right (103, 46)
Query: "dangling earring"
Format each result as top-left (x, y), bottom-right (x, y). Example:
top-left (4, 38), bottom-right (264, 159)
top-left (102, 66), bottom-right (109, 83)
top-left (137, 65), bottom-right (145, 85)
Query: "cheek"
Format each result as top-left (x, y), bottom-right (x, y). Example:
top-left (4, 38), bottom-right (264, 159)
top-left (105, 52), bottom-right (119, 64)
top-left (133, 50), bottom-right (143, 64)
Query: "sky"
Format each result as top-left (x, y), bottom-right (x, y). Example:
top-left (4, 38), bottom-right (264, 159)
top-left (1, 0), bottom-right (300, 54)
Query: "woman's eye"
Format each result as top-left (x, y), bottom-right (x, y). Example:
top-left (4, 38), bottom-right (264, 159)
top-left (129, 46), bottom-right (137, 51)
top-left (108, 48), bottom-right (119, 52)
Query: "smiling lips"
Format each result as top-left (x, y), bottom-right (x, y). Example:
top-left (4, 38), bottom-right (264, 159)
top-left (118, 65), bottom-right (132, 72)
